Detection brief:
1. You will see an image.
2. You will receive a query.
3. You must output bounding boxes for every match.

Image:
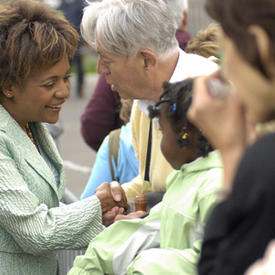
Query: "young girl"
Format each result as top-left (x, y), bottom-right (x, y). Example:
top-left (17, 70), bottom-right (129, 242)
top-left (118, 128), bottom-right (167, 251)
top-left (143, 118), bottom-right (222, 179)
top-left (149, 79), bottom-right (214, 169)
top-left (68, 78), bottom-right (223, 275)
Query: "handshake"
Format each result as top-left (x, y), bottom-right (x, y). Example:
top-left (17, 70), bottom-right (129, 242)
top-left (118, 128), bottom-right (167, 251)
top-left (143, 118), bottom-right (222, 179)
top-left (95, 181), bottom-right (129, 213)
top-left (95, 182), bottom-right (147, 226)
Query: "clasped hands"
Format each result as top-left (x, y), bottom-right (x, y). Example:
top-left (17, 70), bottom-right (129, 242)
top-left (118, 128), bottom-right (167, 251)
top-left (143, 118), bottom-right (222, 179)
top-left (95, 181), bottom-right (146, 226)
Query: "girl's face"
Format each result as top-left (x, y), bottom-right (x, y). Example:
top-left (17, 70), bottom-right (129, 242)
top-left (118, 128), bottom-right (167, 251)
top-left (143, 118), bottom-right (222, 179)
top-left (221, 31), bottom-right (275, 123)
top-left (159, 103), bottom-right (198, 170)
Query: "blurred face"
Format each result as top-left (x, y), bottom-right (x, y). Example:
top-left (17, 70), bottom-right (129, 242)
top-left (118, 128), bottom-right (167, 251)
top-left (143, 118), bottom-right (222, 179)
top-left (159, 104), bottom-right (197, 170)
top-left (96, 42), bottom-right (155, 100)
top-left (6, 56), bottom-right (71, 129)
top-left (221, 32), bottom-right (275, 123)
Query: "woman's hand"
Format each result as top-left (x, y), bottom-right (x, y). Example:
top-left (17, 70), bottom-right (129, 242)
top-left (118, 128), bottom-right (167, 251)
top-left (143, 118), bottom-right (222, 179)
top-left (95, 181), bottom-right (129, 225)
top-left (188, 72), bottom-right (247, 152)
top-left (187, 72), bottom-right (247, 190)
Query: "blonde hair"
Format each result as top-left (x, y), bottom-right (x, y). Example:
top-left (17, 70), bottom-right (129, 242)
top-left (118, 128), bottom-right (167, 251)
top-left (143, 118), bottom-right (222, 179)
top-left (185, 23), bottom-right (220, 59)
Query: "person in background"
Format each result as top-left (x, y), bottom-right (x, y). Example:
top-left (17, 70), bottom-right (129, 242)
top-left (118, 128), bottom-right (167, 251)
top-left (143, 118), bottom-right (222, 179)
top-left (185, 23), bottom-right (220, 60)
top-left (175, 0), bottom-right (193, 51)
top-left (80, 0), bottom-right (218, 204)
top-left (44, 0), bottom-right (86, 148)
top-left (81, 74), bottom-right (123, 151)
top-left (81, 98), bottom-right (139, 199)
top-left (60, 0), bottom-right (85, 97)
top-left (42, 0), bottom-right (61, 9)
top-left (68, 78), bottom-right (223, 275)
top-left (186, 0), bottom-right (275, 274)
top-left (45, 121), bottom-right (64, 149)
top-left (79, 0), bottom-right (192, 152)
top-left (0, 1), bottom-right (128, 274)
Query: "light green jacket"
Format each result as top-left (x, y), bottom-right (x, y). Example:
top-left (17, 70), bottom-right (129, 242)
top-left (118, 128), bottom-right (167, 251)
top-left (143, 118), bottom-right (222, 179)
top-left (0, 105), bottom-right (104, 275)
top-left (69, 151), bottom-right (223, 275)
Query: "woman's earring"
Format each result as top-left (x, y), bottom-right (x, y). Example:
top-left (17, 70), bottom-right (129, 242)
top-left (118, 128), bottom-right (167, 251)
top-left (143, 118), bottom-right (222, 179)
top-left (3, 90), bottom-right (13, 98)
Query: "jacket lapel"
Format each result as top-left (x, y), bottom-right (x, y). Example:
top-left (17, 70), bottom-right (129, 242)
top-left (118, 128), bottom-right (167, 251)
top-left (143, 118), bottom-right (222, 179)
top-left (33, 123), bottom-right (66, 200)
top-left (0, 105), bottom-right (65, 200)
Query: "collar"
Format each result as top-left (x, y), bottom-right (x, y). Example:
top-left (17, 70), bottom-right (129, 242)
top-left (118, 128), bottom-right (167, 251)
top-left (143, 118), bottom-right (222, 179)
top-left (169, 49), bottom-right (187, 83)
top-left (137, 49), bottom-right (218, 115)
top-left (180, 150), bottom-right (223, 173)
top-left (0, 104), bottom-right (65, 198)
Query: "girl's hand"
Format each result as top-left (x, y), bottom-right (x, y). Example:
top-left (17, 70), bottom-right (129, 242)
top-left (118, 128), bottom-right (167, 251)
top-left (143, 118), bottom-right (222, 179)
top-left (102, 206), bottom-right (124, 227)
top-left (114, 211), bottom-right (147, 222)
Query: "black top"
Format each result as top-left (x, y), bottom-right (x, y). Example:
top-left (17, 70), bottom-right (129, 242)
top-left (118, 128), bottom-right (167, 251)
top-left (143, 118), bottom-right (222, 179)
top-left (198, 133), bottom-right (275, 275)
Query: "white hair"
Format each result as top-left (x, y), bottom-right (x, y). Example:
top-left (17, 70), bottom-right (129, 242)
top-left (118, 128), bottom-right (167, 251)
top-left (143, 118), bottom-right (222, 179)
top-left (165, 0), bottom-right (189, 27)
top-left (81, 0), bottom-right (179, 59)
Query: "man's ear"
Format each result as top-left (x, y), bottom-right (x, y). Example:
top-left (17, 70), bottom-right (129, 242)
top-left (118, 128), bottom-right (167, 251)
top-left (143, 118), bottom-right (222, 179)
top-left (249, 25), bottom-right (275, 76)
top-left (139, 49), bottom-right (157, 70)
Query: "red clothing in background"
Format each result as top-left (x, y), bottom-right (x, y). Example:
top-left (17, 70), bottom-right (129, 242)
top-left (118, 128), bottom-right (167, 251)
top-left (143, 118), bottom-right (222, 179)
top-left (176, 29), bottom-right (192, 50)
top-left (81, 74), bottom-right (123, 151)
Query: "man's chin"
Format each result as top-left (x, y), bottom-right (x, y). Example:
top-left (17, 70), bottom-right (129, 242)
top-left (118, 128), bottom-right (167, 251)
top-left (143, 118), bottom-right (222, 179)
top-left (113, 88), bottom-right (134, 100)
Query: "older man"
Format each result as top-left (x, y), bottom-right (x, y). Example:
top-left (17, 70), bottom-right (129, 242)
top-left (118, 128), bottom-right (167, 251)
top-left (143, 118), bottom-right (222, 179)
top-left (80, 0), bottom-right (217, 202)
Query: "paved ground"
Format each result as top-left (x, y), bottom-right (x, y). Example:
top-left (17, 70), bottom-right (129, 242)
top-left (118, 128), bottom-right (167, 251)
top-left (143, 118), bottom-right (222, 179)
top-left (58, 73), bottom-right (99, 199)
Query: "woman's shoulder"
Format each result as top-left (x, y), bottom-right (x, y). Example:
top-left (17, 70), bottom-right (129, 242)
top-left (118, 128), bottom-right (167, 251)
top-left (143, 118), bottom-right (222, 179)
top-left (233, 133), bottom-right (275, 195)
top-left (243, 133), bottom-right (275, 164)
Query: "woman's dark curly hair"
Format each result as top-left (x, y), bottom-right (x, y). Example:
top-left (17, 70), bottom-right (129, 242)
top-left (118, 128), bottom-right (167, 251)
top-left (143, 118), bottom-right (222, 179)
top-left (148, 78), bottom-right (213, 157)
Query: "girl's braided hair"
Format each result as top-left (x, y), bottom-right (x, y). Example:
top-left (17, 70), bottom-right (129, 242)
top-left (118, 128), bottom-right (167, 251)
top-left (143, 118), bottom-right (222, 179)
top-left (148, 78), bottom-right (213, 157)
